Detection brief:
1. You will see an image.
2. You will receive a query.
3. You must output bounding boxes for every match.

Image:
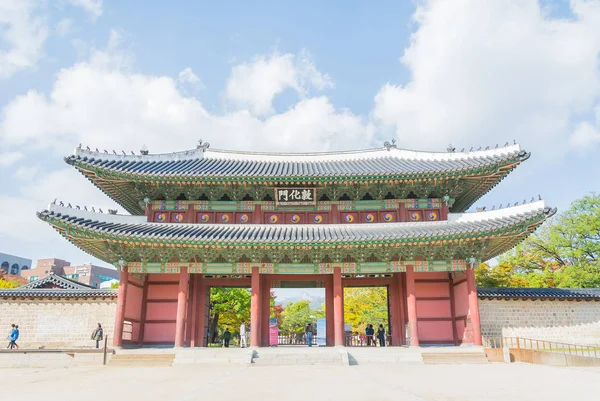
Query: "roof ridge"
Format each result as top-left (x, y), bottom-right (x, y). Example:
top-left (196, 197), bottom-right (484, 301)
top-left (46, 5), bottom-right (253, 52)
top-left (68, 143), bottom-right (524, 163)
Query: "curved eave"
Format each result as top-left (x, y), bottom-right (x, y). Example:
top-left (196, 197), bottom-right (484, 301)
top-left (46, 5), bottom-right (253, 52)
top-left (66, 149), bottom-right (530, 215)
top-left (37, 202), bottom-right (555, 265)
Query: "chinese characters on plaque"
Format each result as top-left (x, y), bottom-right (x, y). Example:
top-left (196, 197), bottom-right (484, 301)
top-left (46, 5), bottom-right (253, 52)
top-left (274, 188), bottom-right (316, 205)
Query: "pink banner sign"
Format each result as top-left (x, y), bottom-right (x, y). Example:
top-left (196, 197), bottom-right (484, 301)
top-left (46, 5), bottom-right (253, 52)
top-left (269, 318), bottom-right (278, 346)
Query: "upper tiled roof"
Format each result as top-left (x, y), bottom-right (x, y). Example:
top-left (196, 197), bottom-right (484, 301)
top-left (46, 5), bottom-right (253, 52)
top-left (66, 144), bottom-right (528, 178)
top-left (477, 287), bottom-right (600, 300)
top-left (38, 201), bottom-right (553, 245)
top-left (19, 273), bottom-right (93, 290)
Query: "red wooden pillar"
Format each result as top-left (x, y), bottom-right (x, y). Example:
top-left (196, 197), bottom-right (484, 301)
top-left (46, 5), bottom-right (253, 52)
top-left (406, 266), bottom-right (419, 346)
top-left (196, 277), bottom-right (207, 346)
top-left (388, 273), bottom-right (401, 346)
top-left (113, 267), bottom-right (129, 347)
top-left (466, 265), bottom-right (483, 346)
top-left (175, 267), bottom-right (190, 347)
top-left (145, 204), bottom-right (152, 222)
top-left (250, 266), bottom-right (261, 347)
top-left (398, 273), bottom-right (407, 345)
top-left (325, 275), bottom-right (334, 346)
top-left (138, 275), bottom-right (149, 345)
top-left (261, 275), bottom-right (271, 346)
top-left (333, 266), bottom-right (345, 346)
top-left (253, 204), bottom-right (263, 224)
top-left (330, 203), bottom-right (340, 224)
top-left (184, 274), bottom-right (195, 346)
top-left (189, 275), bottom-right (198, 347)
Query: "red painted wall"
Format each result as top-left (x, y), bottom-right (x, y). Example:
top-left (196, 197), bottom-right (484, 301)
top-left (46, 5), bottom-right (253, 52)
top-left (144, 274), bottom-right (179, 344)
top-left (414, 272), bottom-right (454, 344)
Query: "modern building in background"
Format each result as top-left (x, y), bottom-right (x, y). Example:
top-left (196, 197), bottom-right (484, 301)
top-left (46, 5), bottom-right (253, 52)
top-left (0, 252), bottom-right (32, 276)
top-left (20, 258), bottom-right (119, 288)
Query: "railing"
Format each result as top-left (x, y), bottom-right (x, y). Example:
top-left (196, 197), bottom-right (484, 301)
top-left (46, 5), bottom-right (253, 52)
top-left (484, 336), bottom-right (600, 359)
top-left (345, 334), bottom-right (393, 347)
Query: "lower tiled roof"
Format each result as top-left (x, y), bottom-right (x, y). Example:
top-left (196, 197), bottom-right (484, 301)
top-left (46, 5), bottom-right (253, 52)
top-left (477, 287), bottom-right (600, 300)
top-left (37, 203), bottom-right (554, 244)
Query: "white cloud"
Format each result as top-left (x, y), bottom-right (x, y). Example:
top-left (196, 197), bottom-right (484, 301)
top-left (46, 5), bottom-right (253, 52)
top-left (570, 122), bottom-right (600, 148)
top-left (225, 51), bottom-right (334, 116)
top-left (13, 165), bottom-right (37, 181)
top-left (178, 67), bottom-right (201, 85)
top-left (68, 0), bottom-right (103, 20)
top-left (0, 0), bottom-right (49, 79)
top-left (570, 104), bottom-right (600, 149)
top-left (56, 18), bottom-right (73, 37)
top-left (0, 39), bottom-right (367, 154)
top-left (0, 36), bottom-right (371, 250)
top-left (0, 168), bottom-right (121, 243)
top-left (0, 151), bottom-right (24, 166)
top-left (372, 0), bottom-right (600, 155)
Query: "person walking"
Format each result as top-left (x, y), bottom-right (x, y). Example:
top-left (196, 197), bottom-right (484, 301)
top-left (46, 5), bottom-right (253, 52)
top-left (91, 323), bottom-right (103, 349)
top-left (223, 328), bottom-right (231, 348)
top-left (305, 323), bottom-right (314, 347)
top-left (366, 324), bottom-right (375, 346)
top-left (239, 320), bottom-right (247, 348)
top-left (6, 324), bottom-right (15, 349)
top-left (8, 324), bottom-right (19, 350)
top-left (377, 324), bottom-right (386, 347)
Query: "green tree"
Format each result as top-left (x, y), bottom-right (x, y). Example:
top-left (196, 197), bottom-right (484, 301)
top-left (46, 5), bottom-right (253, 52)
top-left (343, 287), bottom-right (388, 333)
top-left (478, 193), bottom-right (600, 288)
top-left (209, 288), bottom-right (251, 341)
top-left (280, 300), bottom-right (314, 333)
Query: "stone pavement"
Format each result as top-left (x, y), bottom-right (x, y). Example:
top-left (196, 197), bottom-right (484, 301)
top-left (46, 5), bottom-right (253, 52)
top-left (3, 362), bottom-right (600, 401)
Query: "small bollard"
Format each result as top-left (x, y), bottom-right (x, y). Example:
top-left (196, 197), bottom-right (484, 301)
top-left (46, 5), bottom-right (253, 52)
top-left (103, 335), bottom-right (108, 365)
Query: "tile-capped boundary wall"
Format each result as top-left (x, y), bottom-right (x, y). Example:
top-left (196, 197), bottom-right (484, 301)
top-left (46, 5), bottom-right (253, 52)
top-left (479, 299), bottom-right (600, 346)
top-left (1, 297), bottom-right (599, 348)
top-left (0, 299), bottom-right (116, 348)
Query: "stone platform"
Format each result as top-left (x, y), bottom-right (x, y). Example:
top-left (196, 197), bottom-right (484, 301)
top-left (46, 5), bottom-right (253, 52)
top-left (0, 346), bottom-right (490, 368)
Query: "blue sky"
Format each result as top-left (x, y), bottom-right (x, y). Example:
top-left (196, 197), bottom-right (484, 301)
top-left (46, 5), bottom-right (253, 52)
top-left (1, 0), bottom-right (600, 273)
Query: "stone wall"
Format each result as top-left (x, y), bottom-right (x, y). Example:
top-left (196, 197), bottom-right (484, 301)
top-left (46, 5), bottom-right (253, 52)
top-left (479, 299), bottom-right (600, 346)
top-left (0, 298), bottom-right (116, 348)
top-left (2, 297), bottom-right (599, 348)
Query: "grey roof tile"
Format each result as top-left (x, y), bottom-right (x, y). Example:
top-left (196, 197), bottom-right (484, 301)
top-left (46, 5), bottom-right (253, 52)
top-left (20, 274), bottom-right (93, 290)
top-left (66, 146), bottom-right (529, 178)
top-left (0, 289), bottom-right (117, 298)
top-left (477, 287), bottom-right (600, 300)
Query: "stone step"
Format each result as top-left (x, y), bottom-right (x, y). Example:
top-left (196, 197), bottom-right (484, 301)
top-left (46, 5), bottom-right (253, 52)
top-left (109, 353), bottom-right (175, 367)
top-left (347, 348), bottom-right (424, 365)
top-left (252, 348), bottom-right (349, 366)
top-left (421, 352), bottom-right (489, 364)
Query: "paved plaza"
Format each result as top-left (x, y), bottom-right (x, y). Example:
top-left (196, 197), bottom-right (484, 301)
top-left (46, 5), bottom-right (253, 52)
top-left (3, 362), bottom-right (600, 401)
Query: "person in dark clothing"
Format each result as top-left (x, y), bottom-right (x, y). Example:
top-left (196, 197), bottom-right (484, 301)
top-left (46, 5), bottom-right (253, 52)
top-left (365, 324), bottom-right (375, 346)
top-left (223, 328), bottom-right (231, 347)
top-left (306, 323), bottom-right (314, 347)
top-left (377, 324), bottom-right (386, 347)
top-left (91, 323), bottom-right (103, 349)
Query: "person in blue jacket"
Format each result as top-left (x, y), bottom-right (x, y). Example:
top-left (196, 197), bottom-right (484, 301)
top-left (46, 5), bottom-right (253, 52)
top-left (8, 324), bottom-right (19, 350)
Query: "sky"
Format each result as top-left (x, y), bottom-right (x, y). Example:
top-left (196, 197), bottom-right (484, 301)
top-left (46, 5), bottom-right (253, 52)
top-left (1, 0), bottom-right (600, 274)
